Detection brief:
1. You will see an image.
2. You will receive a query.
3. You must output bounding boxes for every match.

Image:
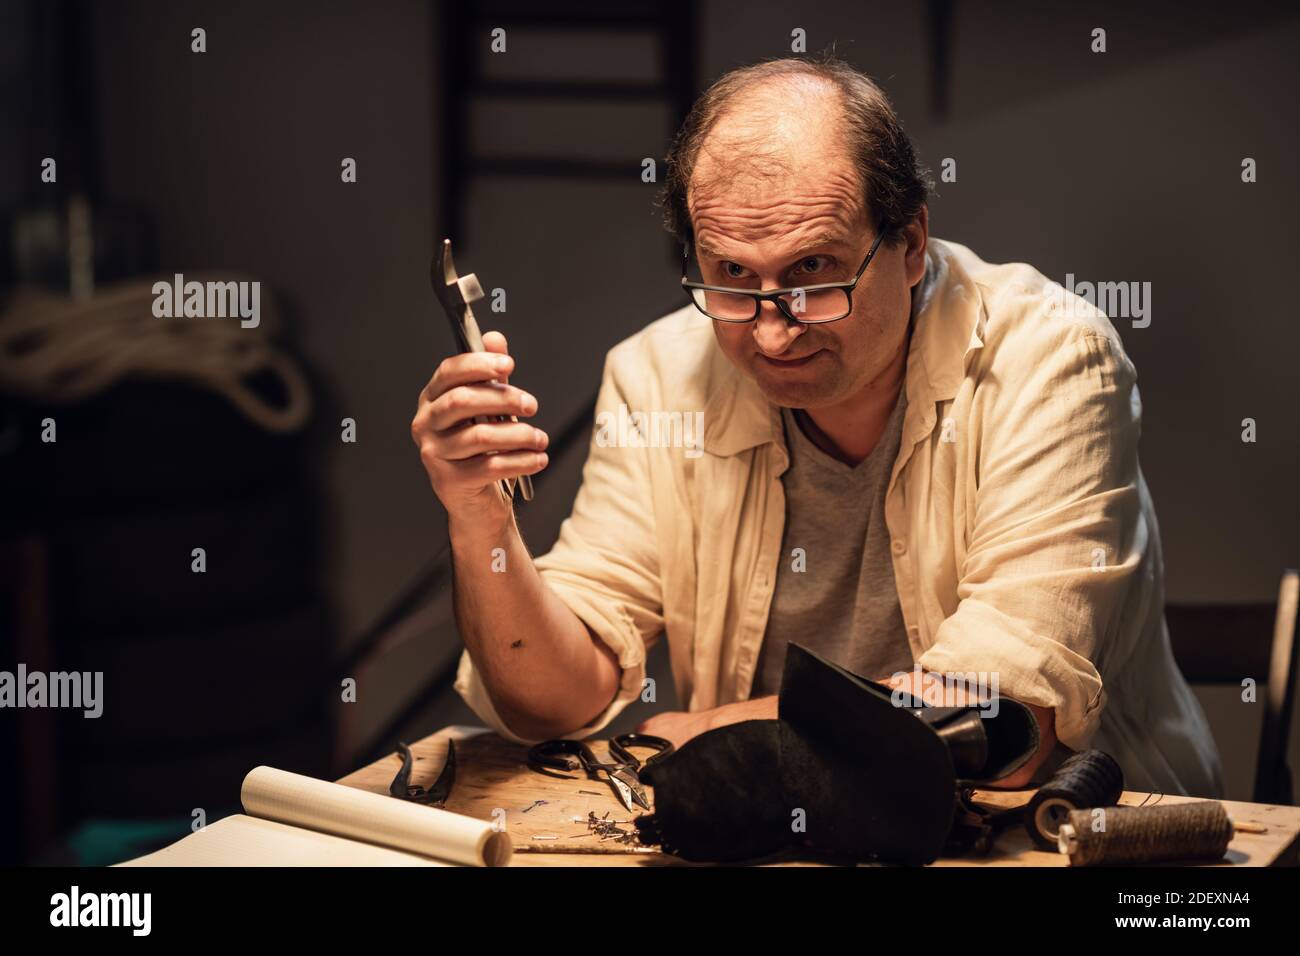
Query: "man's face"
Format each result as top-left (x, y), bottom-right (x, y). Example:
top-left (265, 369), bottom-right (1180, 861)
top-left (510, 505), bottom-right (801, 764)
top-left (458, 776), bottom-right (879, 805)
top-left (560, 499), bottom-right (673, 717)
top-left (689, 150), bottom-right (926, 410)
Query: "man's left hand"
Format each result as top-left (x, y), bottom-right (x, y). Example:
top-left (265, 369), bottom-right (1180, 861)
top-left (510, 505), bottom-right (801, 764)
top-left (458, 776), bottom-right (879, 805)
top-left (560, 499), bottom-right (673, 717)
top-left (634, 696), bottom-right (778, 749)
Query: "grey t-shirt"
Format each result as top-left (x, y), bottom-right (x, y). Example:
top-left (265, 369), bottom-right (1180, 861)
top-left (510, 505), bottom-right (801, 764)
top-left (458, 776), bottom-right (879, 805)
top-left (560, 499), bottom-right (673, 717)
top-left (752, 387), bottom-right (913, 697)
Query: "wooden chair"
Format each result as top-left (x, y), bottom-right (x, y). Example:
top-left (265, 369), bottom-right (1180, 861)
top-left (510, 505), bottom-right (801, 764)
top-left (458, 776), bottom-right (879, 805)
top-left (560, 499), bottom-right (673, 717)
top-left (1165, 570), bottom-right (1300, 805)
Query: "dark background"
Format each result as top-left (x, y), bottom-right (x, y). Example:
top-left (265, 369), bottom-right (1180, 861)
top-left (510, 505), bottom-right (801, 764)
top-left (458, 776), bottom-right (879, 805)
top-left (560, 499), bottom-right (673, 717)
top-left (1, 0), bottom-right (1297, 864)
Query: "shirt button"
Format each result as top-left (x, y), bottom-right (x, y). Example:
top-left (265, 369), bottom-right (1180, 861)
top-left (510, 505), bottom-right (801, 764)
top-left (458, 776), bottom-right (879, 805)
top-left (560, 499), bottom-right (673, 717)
top-left (891, 539), bottom-right (907, 555)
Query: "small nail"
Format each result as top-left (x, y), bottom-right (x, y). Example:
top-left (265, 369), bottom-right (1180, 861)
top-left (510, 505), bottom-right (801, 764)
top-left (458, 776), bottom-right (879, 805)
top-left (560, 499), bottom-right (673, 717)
top-left (494, 355), bottom-right (512, 369)
top-left (521, 393), bottom-right (537, 414)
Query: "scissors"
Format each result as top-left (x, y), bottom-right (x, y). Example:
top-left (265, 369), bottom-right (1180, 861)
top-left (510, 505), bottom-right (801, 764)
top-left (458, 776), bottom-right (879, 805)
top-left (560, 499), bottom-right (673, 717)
top-left (431, 237), bottom-right (533, 502)
top-left (527, 733), bottom-right (674, 813)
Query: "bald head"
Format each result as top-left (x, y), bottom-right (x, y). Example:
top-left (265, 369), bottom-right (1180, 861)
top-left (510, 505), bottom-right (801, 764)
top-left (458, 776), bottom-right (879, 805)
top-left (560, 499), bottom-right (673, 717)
top-left (688, 74), bottom-right (866, 237)
top-left (659, 55), bottom-right (929, 247)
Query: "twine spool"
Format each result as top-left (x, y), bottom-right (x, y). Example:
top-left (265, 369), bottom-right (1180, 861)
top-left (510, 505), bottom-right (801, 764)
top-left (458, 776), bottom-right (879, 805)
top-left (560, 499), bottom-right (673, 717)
top-left (1024, 749), bottom-right (1124, 850)
top-left (1057, 802), bottom-right (1234, 866)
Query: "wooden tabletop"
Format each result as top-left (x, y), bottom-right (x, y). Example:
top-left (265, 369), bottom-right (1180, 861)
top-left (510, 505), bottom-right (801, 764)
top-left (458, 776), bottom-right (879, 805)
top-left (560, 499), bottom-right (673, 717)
top-left (336, 726), bottom-right (1300, 866)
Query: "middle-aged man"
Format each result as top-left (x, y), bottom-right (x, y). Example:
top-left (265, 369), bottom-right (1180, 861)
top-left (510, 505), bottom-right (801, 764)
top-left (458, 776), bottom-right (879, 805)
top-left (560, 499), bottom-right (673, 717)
top-left (411, 55), bottom-right (1223, 797)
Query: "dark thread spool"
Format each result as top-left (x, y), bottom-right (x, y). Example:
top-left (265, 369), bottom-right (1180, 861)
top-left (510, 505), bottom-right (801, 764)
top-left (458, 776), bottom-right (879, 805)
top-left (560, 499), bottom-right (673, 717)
top-left (1058, 802), bottom-right (1234, 866)
top-left (1024, 749), bottom-right (1124, 850)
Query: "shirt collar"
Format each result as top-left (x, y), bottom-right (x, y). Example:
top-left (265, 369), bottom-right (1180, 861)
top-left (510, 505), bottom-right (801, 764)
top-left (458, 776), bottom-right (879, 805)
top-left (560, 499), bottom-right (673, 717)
top-left (702, 237), bottom-right (987, 459)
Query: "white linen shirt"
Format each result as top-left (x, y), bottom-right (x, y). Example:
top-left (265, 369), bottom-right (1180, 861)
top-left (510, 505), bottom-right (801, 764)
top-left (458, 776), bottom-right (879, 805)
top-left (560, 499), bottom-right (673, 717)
top-left (455, 237), bottom-right (1225, 799)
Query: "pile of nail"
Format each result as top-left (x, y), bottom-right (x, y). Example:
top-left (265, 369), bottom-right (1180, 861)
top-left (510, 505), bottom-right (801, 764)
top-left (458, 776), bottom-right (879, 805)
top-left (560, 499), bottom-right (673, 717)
top-left (584, 811), bottom-right (642, 845)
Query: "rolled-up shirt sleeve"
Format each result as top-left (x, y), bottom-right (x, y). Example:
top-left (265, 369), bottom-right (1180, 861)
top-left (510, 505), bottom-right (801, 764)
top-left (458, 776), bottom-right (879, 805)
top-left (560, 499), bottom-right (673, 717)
top-left (916, 326), bottom-right (1143, 750)
top-left (454, 344), bottom-right (665, 743)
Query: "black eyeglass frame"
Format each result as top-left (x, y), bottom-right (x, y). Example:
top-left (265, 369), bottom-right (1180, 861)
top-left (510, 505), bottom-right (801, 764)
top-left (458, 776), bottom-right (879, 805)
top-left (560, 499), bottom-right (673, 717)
top-left (680, 229), bottom-right (889, 324)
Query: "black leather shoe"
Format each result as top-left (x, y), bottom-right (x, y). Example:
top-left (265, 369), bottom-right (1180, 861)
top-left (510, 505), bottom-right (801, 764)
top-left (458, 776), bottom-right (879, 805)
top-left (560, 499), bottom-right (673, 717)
top-left (636, 643), bottom-right (1041, 864)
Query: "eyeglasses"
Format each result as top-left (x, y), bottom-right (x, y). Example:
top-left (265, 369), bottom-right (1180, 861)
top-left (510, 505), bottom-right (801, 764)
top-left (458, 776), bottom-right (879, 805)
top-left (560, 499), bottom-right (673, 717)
top-left (680, 230), bottom-right (887, 324)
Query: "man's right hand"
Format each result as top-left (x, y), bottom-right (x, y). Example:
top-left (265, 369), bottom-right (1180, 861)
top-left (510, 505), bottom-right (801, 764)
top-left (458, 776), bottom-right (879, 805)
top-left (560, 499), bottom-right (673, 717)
top-left (410, 330), bottom-right (550, 534)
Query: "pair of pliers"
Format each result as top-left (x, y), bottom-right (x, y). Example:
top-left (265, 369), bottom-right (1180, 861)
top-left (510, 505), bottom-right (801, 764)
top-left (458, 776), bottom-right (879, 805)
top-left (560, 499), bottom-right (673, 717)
top-left (388, 740), bottom-right (456, 807)
top-left (527, 733), bottom-right (674, 812)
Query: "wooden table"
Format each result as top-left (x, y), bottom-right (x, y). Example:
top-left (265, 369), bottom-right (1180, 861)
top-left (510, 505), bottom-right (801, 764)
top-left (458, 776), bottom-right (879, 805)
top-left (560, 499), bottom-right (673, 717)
top-left (336, 725), bottom-right (1300, 866)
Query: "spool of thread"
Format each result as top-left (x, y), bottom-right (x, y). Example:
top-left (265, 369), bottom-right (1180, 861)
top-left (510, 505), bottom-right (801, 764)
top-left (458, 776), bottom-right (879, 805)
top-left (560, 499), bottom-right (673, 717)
top-left (1057, 802), bottom-right (1234, 866)
top-left (1024, 749), bottom-right (1124, 850)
